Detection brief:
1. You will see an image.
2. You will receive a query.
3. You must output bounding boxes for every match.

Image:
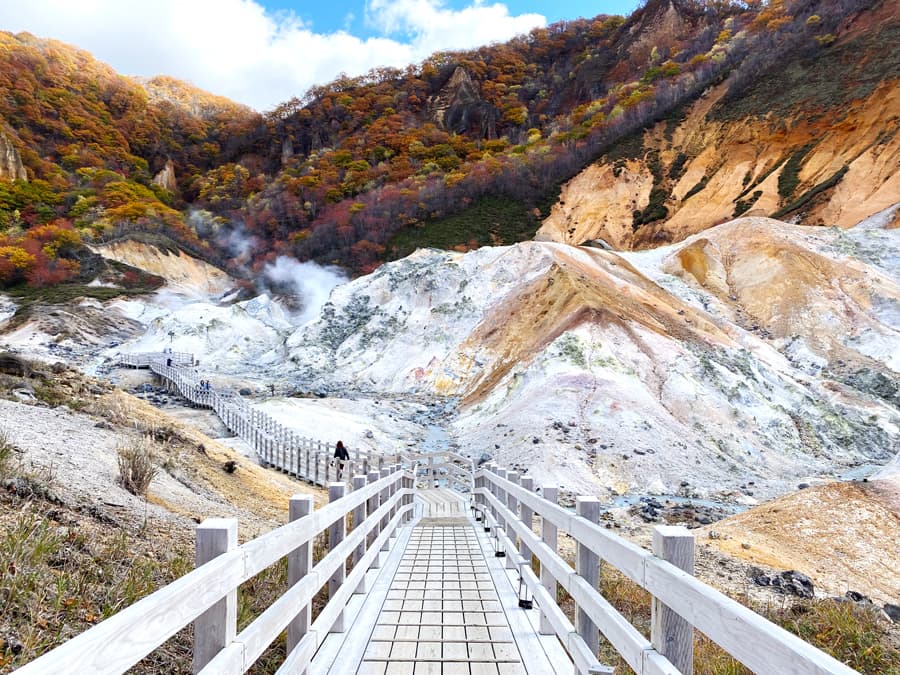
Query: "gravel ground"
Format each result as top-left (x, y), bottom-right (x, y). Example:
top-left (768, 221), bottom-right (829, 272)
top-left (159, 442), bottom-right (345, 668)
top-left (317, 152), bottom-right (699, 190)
top-left (0, 400), bottom-right (180, 530)
top-left (0, 395), bottom-right (321, 539)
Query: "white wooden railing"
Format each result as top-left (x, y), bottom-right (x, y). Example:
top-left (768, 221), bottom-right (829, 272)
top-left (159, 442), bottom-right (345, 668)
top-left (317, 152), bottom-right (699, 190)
top-left (120, 352), bottom-right (402, 486)
top-left (17, 455), bottom-right (861, 674)
top-left (473, 464), bottom-right (859, 675)
top-left (18, 468), bottom-right (415, 674)
top-left (404, 449), bottom-right (475, 492)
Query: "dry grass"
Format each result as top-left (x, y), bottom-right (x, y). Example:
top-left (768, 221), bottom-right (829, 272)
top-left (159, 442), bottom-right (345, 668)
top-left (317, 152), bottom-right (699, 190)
top-left (551, 553), bottom-right (898, 674)
top-left (90, 390), bottom-right (180, 444)
top-left (0, 499), bottom-right (192, 672)
top-left (1, 371), bottom-right (327, 671)
top-left (116, 436), bottom-right (160, 496)
top-left (88, 389), bottom-right (138, 427)
top-left (0, 429), bottom-right (13, 477)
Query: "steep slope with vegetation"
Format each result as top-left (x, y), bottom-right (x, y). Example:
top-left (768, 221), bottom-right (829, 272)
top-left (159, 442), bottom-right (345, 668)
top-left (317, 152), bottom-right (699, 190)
top-left (2, 0), bottom-right (892, 282)
top-left (241, 0), bottom-right (889, 271)
top-left (0, 31), bottom-right (262, 289)
top-left (539, 0), bottom-right (899, 248)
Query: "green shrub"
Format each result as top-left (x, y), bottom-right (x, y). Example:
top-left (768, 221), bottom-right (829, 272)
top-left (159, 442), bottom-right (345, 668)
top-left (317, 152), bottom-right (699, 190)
top-left (683, 175), bottom-right (709, 201)
top-left (773, 165), bottom-right (848, 218)
top-left (633, 188), bottom-right (669, 228)
top-left (778, 144), bottom-right (814, 200)
top-left (733, 190), bottom-right (763, 217)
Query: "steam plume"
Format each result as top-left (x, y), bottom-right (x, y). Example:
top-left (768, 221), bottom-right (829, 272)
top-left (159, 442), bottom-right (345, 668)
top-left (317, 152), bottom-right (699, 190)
top-left (262, 256), bottom-right (347, 324)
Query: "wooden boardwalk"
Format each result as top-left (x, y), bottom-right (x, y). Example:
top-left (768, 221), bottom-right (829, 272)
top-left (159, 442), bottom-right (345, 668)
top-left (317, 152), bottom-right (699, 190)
top-left (18, 466), bottom-right (860, 674)
top-left (310, 489), bottom-right (567, 675)
top-left (120, 351), bottom-right (402, 486)
top-left (417, 487), bottom-right (469, 519)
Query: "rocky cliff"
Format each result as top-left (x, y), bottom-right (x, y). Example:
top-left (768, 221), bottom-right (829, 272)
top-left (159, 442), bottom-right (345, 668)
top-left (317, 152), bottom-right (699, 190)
top-left (151, 159), bottom-right (177, 193)
top-left (0, 127), bottom-right (26, 181)
top-left (95, 238), bottom-right (232, 297)
top-left (427, 66), bottom-right (498, 138)
top-left (538, 5), bottom-right (900, 249)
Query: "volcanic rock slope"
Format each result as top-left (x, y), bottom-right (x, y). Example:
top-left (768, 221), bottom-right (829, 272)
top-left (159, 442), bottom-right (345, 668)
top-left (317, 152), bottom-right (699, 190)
top-left (538, 2), bottom-right (900, 251)
top-left (287, 216), bottom-right (899, 498)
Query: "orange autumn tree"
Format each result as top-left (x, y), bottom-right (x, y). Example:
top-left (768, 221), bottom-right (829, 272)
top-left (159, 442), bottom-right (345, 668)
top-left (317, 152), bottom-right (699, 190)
top-left (0, 220), bottom-right (82, 287)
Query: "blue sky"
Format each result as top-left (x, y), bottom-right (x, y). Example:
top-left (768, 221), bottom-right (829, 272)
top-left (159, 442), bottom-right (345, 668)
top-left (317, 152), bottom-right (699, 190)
top-left (0, 0), bottom-right (641, 111)
top-left (263, 0), bottom-right (639, 36)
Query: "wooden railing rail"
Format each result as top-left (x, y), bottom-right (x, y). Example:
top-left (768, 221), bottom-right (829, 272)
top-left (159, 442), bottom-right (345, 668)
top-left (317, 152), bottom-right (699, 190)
top-left (18, 470), bottom-right (415, 674)
top-left (473, 466), bottom-right (857, 675)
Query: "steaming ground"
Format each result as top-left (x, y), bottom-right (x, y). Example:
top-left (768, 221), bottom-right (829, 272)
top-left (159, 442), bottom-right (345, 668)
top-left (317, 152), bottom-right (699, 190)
top-left (0, 248), bottom-right (444, 469)
top-left (262, 256), bottom-right (348, 325)
top-left (3, 225), bottom-right (897, 502)
top-left (1, 225), bottom-right (898, 605)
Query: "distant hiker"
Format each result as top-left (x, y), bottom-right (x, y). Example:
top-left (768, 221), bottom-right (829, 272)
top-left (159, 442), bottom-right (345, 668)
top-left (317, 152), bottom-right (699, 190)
top-left (166, 357), bottom-right (172, 367)
top-left (269, 383), bottom-right (275, 396)
top-left (334, 440), bottom-right (350, 479)
top-left (334, 440), bottom-right (350, 461)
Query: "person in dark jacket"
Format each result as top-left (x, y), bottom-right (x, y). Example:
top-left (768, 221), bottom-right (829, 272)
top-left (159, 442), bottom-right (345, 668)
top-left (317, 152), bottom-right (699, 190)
top-left (334, 440), bottom-right (350, 461)
top-left (333, 440), bottom-right (350, 479)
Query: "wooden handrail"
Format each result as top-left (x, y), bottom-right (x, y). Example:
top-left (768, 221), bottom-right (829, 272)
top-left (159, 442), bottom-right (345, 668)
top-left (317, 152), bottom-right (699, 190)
top-left (17, 443), bottom-right (861, 675)
top-left (19, 471), bottom-right (415, 674)
top-left (475, 468), bottom-right (858, 675)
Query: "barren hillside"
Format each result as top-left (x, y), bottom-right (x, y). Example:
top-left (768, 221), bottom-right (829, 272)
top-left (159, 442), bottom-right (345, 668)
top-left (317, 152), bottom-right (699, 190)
top-left (285, 216), bottom-right (899, 498)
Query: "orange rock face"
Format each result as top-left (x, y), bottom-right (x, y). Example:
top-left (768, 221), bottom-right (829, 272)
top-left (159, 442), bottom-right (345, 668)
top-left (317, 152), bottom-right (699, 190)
top-left (537, 79), bottom-right (900, 249)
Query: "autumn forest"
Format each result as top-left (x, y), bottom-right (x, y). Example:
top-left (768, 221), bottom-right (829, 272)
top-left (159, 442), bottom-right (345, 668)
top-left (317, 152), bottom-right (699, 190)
top-left (0, 0), bottom-right (878, 287)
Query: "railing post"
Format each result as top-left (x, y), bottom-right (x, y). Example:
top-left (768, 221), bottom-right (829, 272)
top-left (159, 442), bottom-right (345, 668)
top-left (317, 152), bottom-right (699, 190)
top-left (505, 471), bottom-right (519, 569)
top-left (520, 475), bottom-right (534, 565)
top-left (402, 471), bottom-right (413, 524)
top-left (539, 485), bottom-right (558, 635)
top-left (390, 465), bottom-right (400, 535)
top-left (287, 495), bottom-right (313, 658)
top-left (379, 467), bottom-right (391, 551)
top-left (481, 465), bottom-right (494, 529)
top-left (652, 526), bottom-right (695, 674)
top-left (367, 470), bottom-right (382, 568)
top-left (575, 497), bottom-right (601, 663)
top-left (495, 467), bottom-right (507, 533)
top-left (352, 475), bottom-right (368, 594)
top-left (328, 482), bottom-right (347, 632)
top-left (193, 518), bottom-right (238, 674)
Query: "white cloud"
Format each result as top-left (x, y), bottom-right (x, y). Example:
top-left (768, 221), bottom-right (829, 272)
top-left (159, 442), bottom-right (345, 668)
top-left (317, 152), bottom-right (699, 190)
top-left (0, 0), bottom-right (546, 111)
top-left (366, 0), bottom-right (545, 53)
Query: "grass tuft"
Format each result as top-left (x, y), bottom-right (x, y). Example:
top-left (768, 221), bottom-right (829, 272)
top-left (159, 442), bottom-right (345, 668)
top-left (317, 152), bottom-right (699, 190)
top-left (0, 504), bottom-right (190, 671)
top-left (0, 429), bottom-right (14, 477)
top-left (116, 437), bottom-right (159, 497)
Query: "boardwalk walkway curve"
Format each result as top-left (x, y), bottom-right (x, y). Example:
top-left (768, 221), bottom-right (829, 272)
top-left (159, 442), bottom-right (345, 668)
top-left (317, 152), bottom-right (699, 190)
top-left (120, 351), bottom-right (404, 487)
top-left (16, 353), bottom-right (861, 674)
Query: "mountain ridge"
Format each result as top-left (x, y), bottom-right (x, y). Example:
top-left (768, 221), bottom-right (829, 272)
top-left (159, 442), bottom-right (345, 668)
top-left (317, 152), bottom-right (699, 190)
top-left (1, 0), bottom-right (894, 281)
